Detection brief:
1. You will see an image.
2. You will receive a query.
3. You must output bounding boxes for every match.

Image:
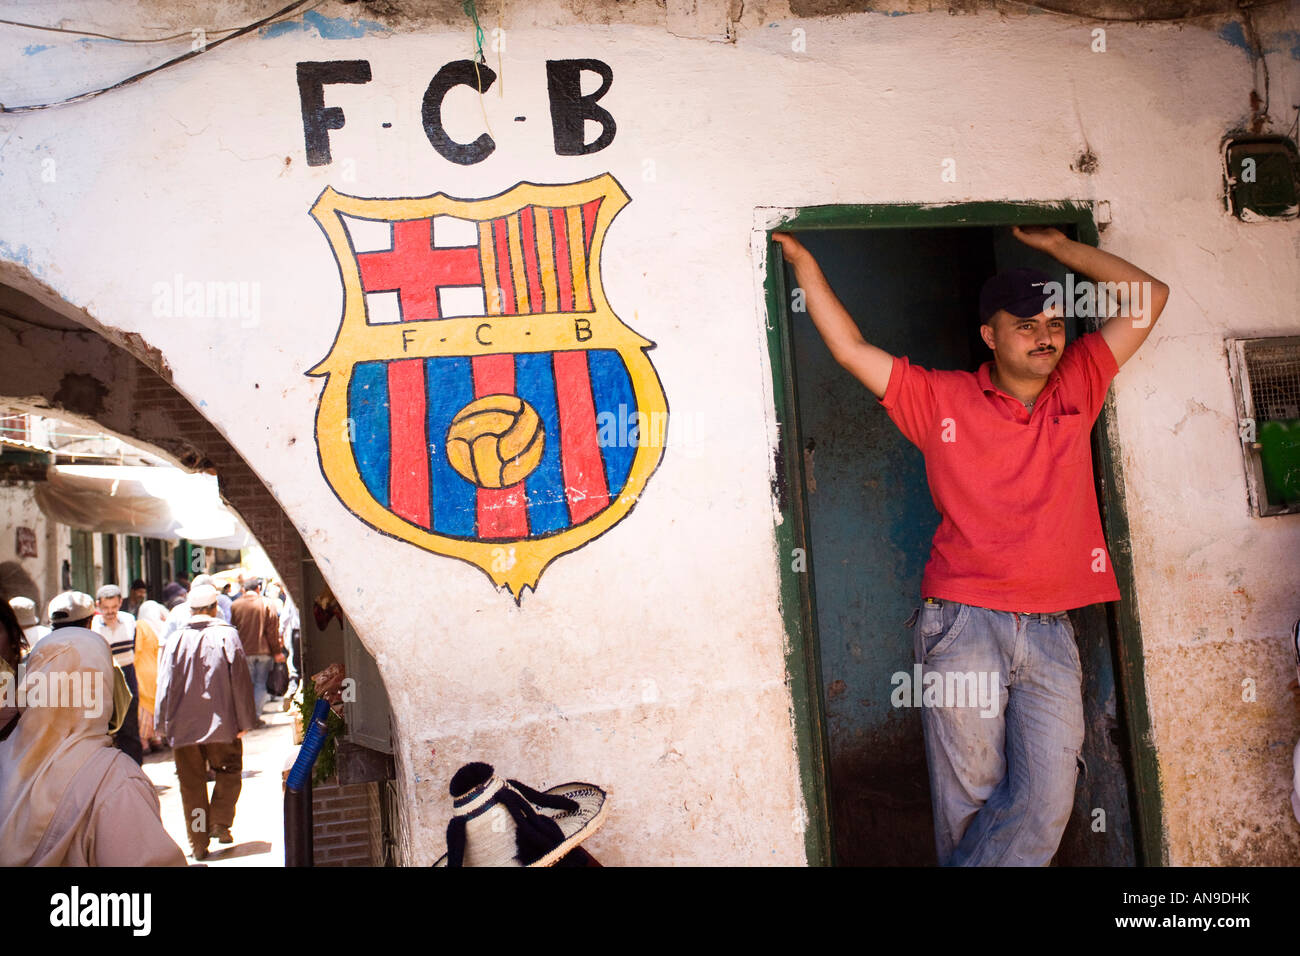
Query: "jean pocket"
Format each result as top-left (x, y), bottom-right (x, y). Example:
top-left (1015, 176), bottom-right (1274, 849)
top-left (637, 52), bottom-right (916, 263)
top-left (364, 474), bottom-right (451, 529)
top-left (918, 602), bottom-right (944, 639)
top-left (1059, 615), bottom-right (1083, 675)
top-left (919, 601), bottom-right (969, 662)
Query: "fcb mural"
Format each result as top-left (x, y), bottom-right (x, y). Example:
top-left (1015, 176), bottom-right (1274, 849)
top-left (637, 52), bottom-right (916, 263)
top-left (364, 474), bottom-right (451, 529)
top-left (308, 174), bottom-right (667, 598)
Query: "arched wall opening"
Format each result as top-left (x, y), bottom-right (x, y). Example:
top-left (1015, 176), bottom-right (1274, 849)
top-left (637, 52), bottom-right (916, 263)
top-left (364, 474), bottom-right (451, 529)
top-left (0, 263), bottom-right (401, 866)
top-left (0, 267), bottom-right (306, 605)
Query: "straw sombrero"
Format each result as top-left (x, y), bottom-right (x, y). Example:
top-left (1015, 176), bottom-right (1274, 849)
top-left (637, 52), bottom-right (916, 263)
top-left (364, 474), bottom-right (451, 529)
top-left (433, 762), bottom-right (607, 867)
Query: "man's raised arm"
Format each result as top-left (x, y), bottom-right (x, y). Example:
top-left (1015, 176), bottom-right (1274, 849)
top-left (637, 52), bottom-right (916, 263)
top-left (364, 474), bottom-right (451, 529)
top-left (773, 232), bottom-right (896, 399)
top-left (1012, 225), bottom-right (1170, 368)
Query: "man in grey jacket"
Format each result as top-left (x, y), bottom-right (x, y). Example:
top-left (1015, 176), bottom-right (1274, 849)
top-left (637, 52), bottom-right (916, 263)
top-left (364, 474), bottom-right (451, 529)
top-left (155, 583), bottom-right (257, 860)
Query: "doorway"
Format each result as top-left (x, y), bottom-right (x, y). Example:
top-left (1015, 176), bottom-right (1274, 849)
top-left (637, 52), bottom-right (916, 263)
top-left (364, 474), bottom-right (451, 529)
top-left (764, 203), bottom-right (1161, 866)
top-left (69, 529), bottom-right (95, 594)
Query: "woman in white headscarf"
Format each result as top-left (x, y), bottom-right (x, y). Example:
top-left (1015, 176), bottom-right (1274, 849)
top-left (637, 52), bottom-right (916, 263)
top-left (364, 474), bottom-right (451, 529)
top-left (134, 600), bottom-right (168, 753)
top-left (0, 626), bottom-right (186, 866)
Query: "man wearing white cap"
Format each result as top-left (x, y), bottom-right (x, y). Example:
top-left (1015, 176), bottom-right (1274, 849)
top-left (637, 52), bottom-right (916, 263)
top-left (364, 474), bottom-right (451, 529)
top-left (47, 590), bottom-right (96, 628)
top-left (155, 583), bottom-right (257, 860)
top-left (193, 573), bottom-right (232, 623)
top-left (91, 584), bottom-right (142, 765)
top-left (8, 596), bottom-right (51, 649)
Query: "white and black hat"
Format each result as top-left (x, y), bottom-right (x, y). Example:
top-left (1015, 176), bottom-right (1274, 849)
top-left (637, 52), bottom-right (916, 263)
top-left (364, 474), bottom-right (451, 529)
top-left (187, 583), bottom-right (220, 609)
top-left (48, 590), bottom-right (95, 625)
top-left (434, 762), bottom-right (607, 867)
top-left (8, 596), bottom-right (38, 629)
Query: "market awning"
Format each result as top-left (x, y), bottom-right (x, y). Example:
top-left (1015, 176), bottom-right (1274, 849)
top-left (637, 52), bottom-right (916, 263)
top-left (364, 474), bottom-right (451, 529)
top-left (33, 464), bottom-right (254, 549)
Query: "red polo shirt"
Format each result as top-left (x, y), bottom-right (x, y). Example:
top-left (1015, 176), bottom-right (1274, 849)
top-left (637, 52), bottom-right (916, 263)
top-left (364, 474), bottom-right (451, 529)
top-left (880, 330), bottom-right (1121, 612)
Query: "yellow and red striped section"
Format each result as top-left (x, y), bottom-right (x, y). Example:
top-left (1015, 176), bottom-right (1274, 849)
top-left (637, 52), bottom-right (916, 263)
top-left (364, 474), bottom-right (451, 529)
top-left (477, 198), bottom-right (603, 316)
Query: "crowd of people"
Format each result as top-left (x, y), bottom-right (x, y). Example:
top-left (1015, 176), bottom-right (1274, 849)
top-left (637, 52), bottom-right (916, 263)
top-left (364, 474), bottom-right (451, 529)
top-left (0, 570), bottom-right (302, 865)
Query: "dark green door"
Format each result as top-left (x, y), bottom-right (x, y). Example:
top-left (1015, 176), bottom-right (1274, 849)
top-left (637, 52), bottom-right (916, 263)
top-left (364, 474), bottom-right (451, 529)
top-left (101, 533), bottom-right (118, 588)
top-left (776, 214), bottom-right (1141, 866)
top-left (144, 538), bottom-right (166, 602)
top-left (70, 530), bottom-right (95, 595)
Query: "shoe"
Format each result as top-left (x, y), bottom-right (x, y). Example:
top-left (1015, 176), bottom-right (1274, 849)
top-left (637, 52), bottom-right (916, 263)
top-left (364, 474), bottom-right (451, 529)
top-left (191, 844), bottom-right (209, 861)
top-left (212, 824), bottom-right (233, 844)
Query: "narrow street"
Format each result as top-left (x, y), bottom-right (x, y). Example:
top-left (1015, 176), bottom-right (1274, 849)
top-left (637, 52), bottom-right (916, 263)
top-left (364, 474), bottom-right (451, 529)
top-left (142, 706), bottom-right (297, 867)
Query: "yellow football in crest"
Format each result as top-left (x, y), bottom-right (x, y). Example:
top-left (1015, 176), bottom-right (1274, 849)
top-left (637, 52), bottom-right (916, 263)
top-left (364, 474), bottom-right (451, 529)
top-left (446, 394), bottom-right (545, 489)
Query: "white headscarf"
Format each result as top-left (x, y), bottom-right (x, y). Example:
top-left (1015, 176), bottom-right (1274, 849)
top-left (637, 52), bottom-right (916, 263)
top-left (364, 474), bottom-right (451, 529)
top-left (0, 627), bottom-right (115, 866)
top-left (136, 600), bottom-right (167, 631)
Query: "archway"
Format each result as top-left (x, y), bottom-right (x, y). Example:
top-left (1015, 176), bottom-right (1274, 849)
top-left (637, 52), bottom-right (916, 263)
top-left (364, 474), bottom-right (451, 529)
top-left (0, 264), bottom-right (399, 866)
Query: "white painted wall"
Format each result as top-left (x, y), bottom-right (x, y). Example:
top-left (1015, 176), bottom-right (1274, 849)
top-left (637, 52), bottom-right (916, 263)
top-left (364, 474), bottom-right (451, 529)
top-left (1, 1), bottom-right (1297, 864)
top-left (0, 484), bottom-right (59, 613)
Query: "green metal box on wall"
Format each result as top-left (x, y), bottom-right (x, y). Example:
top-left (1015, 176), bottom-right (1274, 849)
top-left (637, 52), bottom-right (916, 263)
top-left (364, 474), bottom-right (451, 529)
top-left (1228, 336), bottom-right (1300, 516)
top-left (1257, 420), bottom-right (1300, 505)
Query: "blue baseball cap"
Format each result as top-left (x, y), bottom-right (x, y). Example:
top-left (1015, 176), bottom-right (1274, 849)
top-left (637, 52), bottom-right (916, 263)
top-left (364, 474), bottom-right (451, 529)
top-left (979, 267), bottom-right (1054, 324)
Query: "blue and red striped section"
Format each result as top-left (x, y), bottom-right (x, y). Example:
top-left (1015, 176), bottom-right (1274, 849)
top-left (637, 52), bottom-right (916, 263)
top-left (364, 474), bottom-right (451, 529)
top-left (346, 349), bottom-right (638, 541)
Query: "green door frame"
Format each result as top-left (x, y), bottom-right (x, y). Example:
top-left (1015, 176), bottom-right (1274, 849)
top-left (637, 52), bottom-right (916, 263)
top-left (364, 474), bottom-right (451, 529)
top-left (761, 200), bottom-right (1165, 867)
top-left (174, 538), bottom-right (192, 581)
top-left (101, 533), bottom-right (118, 588)
top-left (126, 535), bottom-right (143, 589)
top-left (69, 529), bottom-right (95, 595)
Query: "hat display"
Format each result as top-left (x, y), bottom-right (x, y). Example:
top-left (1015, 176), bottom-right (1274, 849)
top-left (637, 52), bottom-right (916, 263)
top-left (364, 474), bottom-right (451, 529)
top-left (187, 583), bottom-right (220, 609)
top-left (48, 591), bottom-right (95, 625)
top-left (8, 596), bottom-right (38, 629)
top-left (434, 762), bottom-right (607, 867)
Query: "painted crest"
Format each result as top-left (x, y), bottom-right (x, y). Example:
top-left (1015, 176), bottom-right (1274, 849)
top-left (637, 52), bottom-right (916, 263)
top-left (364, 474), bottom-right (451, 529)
top-left (308, 174), bottom-right (666, 599)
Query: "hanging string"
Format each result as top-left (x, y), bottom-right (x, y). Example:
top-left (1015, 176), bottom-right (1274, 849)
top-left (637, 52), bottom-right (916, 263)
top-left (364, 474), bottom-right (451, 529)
top-left (462, 0), bottom-right (486, 65)
top-left (496, 0), bottom-right (506, 98)
top-left (462, 0), bottom-right (494, 138)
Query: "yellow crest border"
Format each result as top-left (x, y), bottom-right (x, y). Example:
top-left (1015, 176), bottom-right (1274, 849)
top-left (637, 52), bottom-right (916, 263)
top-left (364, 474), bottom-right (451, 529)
top-left (308, 174), bottom-right (667, 600)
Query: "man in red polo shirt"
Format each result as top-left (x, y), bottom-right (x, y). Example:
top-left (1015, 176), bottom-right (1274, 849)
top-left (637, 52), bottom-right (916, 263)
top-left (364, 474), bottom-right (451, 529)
top-left (774, 226), bottom-right (1168, 866)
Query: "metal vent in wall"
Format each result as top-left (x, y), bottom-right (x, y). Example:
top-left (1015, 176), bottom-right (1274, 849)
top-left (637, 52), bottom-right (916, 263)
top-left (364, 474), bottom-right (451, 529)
top-left (1228, 335), bottom-right (1300, 517)
top-left (1223, 136), bottom-right (1300, 221)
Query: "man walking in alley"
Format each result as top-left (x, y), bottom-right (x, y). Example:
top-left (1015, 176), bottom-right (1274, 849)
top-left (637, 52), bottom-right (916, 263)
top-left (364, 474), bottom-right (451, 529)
top-left (92, 584), bottom-right (142, 765)
top-left (230, 575), bottom-right (285, 721)
top-left (773, 225), bottom-right (1169, 866)
top-left (155, 583), bottom-right (257, 860)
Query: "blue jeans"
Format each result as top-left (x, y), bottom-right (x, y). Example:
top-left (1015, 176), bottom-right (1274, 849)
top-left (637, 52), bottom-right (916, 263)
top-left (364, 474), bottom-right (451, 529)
top-left (912, 599), bottom-right (1084, 866)
top-left (247, 655), bottom-right (272, 717)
